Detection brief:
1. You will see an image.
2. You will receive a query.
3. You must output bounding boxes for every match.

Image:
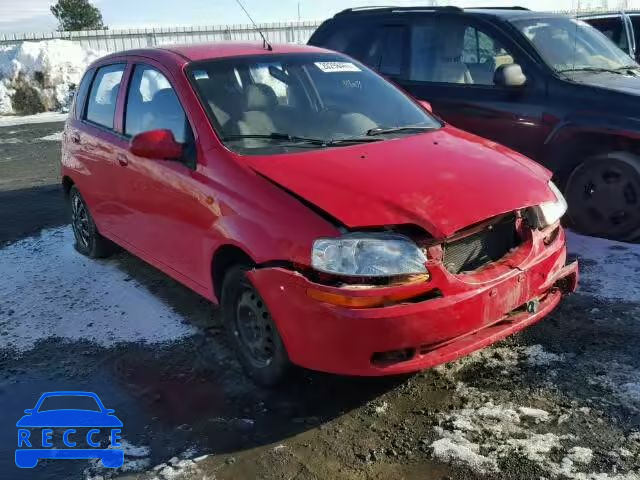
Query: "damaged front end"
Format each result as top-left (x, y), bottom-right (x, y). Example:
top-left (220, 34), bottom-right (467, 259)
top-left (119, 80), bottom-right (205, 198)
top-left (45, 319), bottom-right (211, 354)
top-left (246, 205), bottom-right (577, 376)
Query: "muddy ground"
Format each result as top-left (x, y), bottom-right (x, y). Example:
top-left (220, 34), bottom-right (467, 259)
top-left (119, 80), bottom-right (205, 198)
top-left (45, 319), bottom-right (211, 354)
top-left (1, 120), bottom-right (639, 480)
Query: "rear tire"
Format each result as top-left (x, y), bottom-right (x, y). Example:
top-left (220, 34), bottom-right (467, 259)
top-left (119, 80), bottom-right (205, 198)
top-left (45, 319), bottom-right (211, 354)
top-left (69, 185), bottom-right (114, 258)
top-left (221, 265), bottom-right (291, 386)
top-left (565, 152), bottom-right (640, 241)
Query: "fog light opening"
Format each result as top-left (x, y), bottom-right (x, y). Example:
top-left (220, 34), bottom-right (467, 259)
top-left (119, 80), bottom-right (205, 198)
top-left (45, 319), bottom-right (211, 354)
top-left (371, 348), bottom-right (416, 366)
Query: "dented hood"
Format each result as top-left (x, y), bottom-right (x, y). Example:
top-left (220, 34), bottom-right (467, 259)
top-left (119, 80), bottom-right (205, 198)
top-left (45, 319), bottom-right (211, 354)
top-left (244, 127), bottom-right (554, 238)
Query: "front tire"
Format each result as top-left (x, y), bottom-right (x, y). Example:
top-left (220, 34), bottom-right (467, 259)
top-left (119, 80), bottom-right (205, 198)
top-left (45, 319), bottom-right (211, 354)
top-left (69, 186), bottom-right (113, 258)
top-left (565, 152), bottom-right (640, 241)
top-left (221, 265), bottom-right (291, 386)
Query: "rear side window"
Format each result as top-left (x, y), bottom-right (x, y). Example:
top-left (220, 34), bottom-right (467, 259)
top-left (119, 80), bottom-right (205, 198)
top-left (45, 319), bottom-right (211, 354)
top-left (73, 69), bottom-right (94, 120)
top-left (360, 25), bottom-right (407, 77)
top-left (85, 64), bottom-right (125, 129)
top-left (124, 65), bottom-right (190, 143)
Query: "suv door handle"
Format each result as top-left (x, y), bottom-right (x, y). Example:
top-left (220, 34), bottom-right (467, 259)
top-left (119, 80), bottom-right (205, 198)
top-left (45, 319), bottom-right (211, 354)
top-left (117, 154), bottom-right (129, 167)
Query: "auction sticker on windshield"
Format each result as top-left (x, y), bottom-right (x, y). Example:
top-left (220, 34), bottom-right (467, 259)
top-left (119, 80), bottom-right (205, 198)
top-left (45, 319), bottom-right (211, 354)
top-left (314, 62), bottom-right (361, 72)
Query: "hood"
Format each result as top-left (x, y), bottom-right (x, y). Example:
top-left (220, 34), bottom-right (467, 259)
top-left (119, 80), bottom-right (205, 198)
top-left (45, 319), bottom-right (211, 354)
top-left (245, 127), bottom-right (554, 238)
top-left (567, 70), bottom-right (640, 95)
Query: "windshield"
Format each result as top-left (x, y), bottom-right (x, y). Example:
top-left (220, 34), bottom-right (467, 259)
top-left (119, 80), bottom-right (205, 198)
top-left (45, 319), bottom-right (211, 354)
top-left (37, 395), bottom-right (101, 412)
top-left (512, 17), bottom-right (637, 73)
top-left (188, 53), bottom-right (441, 155)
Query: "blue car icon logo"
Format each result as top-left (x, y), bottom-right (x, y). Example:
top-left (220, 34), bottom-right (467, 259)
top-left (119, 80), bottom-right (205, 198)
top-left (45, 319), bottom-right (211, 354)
top-left (16, 391), bottom-right (124, 468)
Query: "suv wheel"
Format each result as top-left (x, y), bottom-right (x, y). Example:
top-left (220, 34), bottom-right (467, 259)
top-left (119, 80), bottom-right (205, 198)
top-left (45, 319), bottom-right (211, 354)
top-left (221, 265), bottom-right (291, 386)
top-left (565, 152), bottom-right (640, 241)
top-left (69, 186), bottom-right (113, 258)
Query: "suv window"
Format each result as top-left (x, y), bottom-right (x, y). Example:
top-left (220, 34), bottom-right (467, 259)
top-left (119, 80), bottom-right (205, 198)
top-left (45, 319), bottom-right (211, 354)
top-left (360, 25), bottom-right (407, 76)
top-left (409, 19), bottom-right (515, 85)
top-left (586, 16), bottom-right (628, 52)
top-left (85, 64), bottom-right (125, 129)
top-left (125, 65), bottom-right (190, 143)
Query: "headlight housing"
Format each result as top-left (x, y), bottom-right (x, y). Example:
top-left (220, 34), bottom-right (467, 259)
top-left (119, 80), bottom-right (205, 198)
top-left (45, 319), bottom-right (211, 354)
top-left (528, 181), bottom-right (568, 228)
top-left (312, 233), bottom-right (428, 277)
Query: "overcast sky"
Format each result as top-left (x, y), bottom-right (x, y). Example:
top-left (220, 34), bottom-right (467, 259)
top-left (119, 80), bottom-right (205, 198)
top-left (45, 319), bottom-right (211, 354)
top-left (0, 0), bottom-right (632, 34)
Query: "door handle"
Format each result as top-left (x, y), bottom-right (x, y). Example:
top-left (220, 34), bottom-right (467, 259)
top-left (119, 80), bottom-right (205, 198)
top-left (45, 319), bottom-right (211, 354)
top-left (117, 154), bottom-right (129, 167)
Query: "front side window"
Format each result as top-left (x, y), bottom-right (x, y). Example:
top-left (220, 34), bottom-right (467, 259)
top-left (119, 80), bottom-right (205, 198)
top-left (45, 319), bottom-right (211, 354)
top-left (188, 53), bottom-right (441, 155)
top-left (409, 19), bottom-right (516, 85)
top-left (513, 17), bottom-right (636, 73)
top-left (125, 65), bottom-right (189, 143)
top-left (85, 63), bottom-right (125, 129)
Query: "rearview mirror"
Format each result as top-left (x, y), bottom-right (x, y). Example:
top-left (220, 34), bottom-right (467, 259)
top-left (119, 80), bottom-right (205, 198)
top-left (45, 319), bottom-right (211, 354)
top-left (418, 99), bottom-right (433, 112)
top-left (494, 63), bottom-right (527, 87)
top-left (130, 129), bottom-right (183, 160)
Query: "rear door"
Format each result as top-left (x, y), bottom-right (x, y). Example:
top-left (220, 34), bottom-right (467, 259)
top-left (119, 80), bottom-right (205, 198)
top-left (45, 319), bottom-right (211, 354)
top-left (71, 62), bottom-right (128, 234)
top-left (397, 15), bottom-right (550, 161)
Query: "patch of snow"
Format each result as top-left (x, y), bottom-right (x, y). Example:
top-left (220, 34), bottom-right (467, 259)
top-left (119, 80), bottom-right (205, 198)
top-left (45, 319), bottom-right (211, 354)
top-left (566, 446), bottom-right (593, 465)
top-left (431, 436), bottom-right (497, 473)
top-left (0, 226), bottom-right (197, 353)
top-left (0, 81), bottom-right (12, 114)
top-left (0, 136), bottom-right (21, 144)
top-left (374, 401), bottom-right (388, 414)
top-left (0, 111), bottom-right (67, 126)
top-left (567, 231), bottom-right (640, 303)
top-left (0, 40), bottom-right (105, 114)
top-left (518, 407), bottom-right (551, 423)
top-left (38, 130), bottom-right (63, 141)
top-left (120, 440), bottom-right (151, 458)
top-left (524, 344), bottom-right (564, 366)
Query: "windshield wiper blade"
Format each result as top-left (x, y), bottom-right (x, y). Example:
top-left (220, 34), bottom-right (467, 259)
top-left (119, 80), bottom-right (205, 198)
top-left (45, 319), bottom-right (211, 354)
top-left (222, 133), bottom-right (327, 144)
top-left (366, 125), bottom-right (437, 136)
top-left (558, 67), bottom-right (627, 75)
top-left (222, 132), bottom-right (383, 147)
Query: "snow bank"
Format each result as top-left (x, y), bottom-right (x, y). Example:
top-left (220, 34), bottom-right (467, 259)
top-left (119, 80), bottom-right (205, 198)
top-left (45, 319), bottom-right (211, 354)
top-left (0, 40), bottom-right (105, 115)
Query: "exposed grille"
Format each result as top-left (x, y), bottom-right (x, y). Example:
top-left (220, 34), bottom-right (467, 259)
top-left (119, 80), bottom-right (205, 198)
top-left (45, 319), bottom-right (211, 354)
top-left (443, 215), bottom-right (520, 274)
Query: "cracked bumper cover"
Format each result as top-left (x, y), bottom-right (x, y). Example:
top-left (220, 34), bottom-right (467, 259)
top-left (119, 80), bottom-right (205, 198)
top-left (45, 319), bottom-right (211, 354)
top-left (248, 230), bottom-right (578, 376)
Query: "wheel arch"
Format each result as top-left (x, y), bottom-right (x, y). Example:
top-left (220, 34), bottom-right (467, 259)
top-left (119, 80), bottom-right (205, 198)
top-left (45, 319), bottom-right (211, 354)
top-left (544, 123), bottom-right (640, 189)
top-left (211, 244), bottom-right (256, 303)
top-left (62, 175), bottom-right (75, 197)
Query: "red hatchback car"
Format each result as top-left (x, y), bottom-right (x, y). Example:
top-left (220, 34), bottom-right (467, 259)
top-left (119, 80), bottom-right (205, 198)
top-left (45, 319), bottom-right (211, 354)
top-left (62, 42), bottom-right (578, 385)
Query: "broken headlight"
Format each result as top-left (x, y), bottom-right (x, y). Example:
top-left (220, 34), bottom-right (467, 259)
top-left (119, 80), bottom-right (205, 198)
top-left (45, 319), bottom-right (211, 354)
top-left (528, 181), bottom-right (568, 228)
top-left (311, 233), bottom-right (428, 277)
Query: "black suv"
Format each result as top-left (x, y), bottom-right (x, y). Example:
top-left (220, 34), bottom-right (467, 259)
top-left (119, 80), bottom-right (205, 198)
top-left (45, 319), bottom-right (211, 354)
top-left (309, 6), bottom-right (640, 241)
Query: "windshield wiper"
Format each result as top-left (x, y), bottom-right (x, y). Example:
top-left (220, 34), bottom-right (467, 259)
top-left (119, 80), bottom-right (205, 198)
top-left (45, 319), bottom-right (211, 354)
top-left (222, 132), bottom-right (383, 146)
top-left (366, 125), bottom-right (437, 136)
top-left (558, 67), bottom-right (629, 75)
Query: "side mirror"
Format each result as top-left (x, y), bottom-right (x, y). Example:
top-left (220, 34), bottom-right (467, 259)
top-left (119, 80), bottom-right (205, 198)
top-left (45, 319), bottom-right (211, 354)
top-left (494, 63), bottom-right (527, 87)
top-left (418, 99), bottom-right (433, 112)
top-left (24, 409), bottom-right (34, 414)
top-left (130, 129), bottom-right (183, 160)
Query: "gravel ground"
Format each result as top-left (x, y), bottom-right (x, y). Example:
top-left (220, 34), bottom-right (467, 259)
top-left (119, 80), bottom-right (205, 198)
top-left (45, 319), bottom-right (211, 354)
top-left (1, 120), bottom-right (639, 480)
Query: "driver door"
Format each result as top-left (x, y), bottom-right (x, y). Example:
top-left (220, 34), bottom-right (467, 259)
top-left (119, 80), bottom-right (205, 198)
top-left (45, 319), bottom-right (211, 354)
top-left (397, 15), bottom-right (550, 161)
top-left (113, 61), bottom-right (215, 291)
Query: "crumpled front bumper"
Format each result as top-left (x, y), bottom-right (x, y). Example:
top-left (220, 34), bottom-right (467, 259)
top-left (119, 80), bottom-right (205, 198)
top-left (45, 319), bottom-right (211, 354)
top-left (248, 228), bottom-right (578, 376)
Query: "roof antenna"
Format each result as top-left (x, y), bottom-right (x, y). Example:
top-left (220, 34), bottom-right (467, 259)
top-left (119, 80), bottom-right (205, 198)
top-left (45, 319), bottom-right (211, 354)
top-left (234, 0), bottom-right (273, 50)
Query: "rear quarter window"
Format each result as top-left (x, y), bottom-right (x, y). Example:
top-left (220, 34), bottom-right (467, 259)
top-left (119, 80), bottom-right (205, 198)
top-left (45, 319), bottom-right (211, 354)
top-left (72, 68), bottom-right (94, 120)
top-left (85, 63), bottom-right (126, 129)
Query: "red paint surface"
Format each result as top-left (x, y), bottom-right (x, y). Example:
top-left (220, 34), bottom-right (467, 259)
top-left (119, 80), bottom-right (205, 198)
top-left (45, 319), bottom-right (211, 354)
top-left (62, 43), bottom-right (578, 376)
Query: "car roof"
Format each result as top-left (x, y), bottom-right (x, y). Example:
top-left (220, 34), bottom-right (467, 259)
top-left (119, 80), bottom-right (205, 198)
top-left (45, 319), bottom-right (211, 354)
top-left (96, 42), bottom-right (332, 66)
top-left (331, 6), bottom-right (568, 22)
